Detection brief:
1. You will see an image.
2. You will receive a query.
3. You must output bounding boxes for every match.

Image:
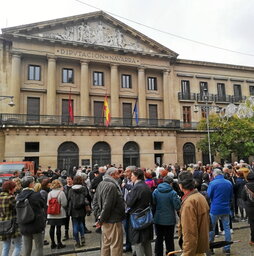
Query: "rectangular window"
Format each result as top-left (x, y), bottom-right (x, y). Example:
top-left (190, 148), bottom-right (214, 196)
top-left (123, 103), bottom-right (132, 126)
top-left (148, 77), bottom-right (157, 91)
top-left (200, 81), bottom-right (208, 99)
top-left (154, 142), bottom-right (163, 150)
top-left (183, 106), bottom-right (191, 124)
top-left (62, 68), bottom-right (74, 83)
top-left (27, 97), bottom-right (40, 121)
top-left (93, 71), bottom-right (104, 86)
top-left (121, 74), bottom-right (132, 89)
top-left (94, 101), bottom-right (104, 125)
top-left (250, 86), bottom-right (254, 96)
top-left (181, 80), bottom-right (190, 100)
top-left (25, 142), bottom-right (39, 152)
top-left (233, 84), bottom-right (242, 101)
top-left (62, 99), bottom-right (74, 123)
top-left (28, 65), bottom-right (41, 81)
top-left (149, 104), bottom-right (158, 125)
top-left (217, 83), bottom-right (226, 101)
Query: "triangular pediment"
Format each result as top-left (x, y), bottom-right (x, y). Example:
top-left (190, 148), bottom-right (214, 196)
top-left (2, 11), bottom-right (178, 58)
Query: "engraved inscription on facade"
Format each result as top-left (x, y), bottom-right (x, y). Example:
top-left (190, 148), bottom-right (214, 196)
top-left (35, 20), bottom-right (155, 53)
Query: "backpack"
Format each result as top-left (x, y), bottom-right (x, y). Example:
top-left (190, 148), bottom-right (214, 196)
top-left (47, 191), bottom-right (61, 215)
top-left (16, 198), bottom-right (35, 224)
top-left (71, 190), bottom-right (86, 209)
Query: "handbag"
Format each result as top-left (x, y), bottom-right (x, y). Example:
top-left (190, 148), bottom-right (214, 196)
top-left (130, 206), bottom-right (153, 230)
top-left (0, 218), bottom-right (16, 236)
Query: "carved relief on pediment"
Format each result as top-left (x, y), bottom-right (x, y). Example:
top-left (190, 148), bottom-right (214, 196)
top-left (33, 20), bottom-right (156, 53)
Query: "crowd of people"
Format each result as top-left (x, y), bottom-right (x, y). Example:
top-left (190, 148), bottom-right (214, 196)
top-left (0, 160), bottom-right (254, 256)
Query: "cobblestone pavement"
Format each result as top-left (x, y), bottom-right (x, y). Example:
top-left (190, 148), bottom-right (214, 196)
top-left (1, 215), bottom-right (253, 255)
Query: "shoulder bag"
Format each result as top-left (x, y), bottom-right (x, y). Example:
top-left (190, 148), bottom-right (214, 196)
top-left (130, 206), bottom-right (153, 230)
top-left (0, 218), bottom-right (16, 236)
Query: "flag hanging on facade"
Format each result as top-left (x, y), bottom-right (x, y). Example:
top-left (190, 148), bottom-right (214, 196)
top-left (133, 100), bottom-right (139, 124)
top-left (104, 95), bottom-right (111, 126)
top-left (68, 89), bottom-right (74, 122)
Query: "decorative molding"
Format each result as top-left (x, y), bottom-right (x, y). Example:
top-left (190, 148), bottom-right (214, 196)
top-left (21, 88), bottom-right (47, 93)
top-left (246, 79), bottom-right (254, 83)
top-left (195, 75), bottom-right (212, 79)
top-left (56, 90), bottom-right (80, 95)
top-left (177, 73), bottom-right (194, 78)
top-left (213, 76), bottom-right (228, 81)
top-left (230, 78), bottom-right (244, 82)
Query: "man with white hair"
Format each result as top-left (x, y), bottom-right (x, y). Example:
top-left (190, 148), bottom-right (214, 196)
top-left (208, 168), bottom-right (233, 255)
top-left (93, 167), bottom-right (125, 256)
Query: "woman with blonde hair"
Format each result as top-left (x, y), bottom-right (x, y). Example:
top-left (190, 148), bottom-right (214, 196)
top-left (47, 179), bottom-right (67, 249)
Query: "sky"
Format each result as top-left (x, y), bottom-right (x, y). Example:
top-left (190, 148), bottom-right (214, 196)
top-left (1, 0), bottom-right (254, 67)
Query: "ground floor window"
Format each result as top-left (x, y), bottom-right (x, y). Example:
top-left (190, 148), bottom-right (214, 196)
top-left (183, 142), bottom-right (196, 166)
top-left (123, 141), bottom-right (140, 169)
top-left (92, 142), bottom-right (111, 167)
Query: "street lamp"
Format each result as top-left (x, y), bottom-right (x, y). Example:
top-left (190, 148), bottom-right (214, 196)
top-left (194, 88), bottom-right (220, 165)
top-left (0, 96), bottom-right (15, 107)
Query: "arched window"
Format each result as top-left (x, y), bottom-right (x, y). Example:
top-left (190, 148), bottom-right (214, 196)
top-left (183, 142), bottom-right (196, 165)
top-left (123, 141), bottom-right (140, 169)
top-left (92, 142), bottom-right (111, 167)
top-left (57, 141), bottom-right (79, 175)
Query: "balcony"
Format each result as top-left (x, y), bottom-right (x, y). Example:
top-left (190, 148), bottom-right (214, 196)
top-left (231, 95), bottom-right (246, 103)
top-left (214, 95), bottom-right (233, 103)
top-left (0, 114), bottom-right (180, 129)
top-left (178, 92), bottom-right (196, 102)
top-left (180, 121), bottom-right (199, 130)
top-left (196, 93), bottom-right (215, 103)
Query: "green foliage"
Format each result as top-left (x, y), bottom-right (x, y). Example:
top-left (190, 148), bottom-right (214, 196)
top-left (197, 113), bottom-right (254, 160)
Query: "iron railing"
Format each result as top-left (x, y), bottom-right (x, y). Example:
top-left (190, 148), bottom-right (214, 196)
top-left (0, 114), bottom-right (180, 129)
top-left (178, 92), bottom-right (196, 101)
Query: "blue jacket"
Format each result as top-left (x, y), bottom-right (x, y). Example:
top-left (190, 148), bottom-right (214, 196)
top-left (152, 182), bottom-right (181, 226)
top-left (207, 175), bottom-right (233, 215)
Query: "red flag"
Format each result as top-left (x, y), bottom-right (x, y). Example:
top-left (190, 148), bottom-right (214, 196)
top-left (104, 95), bottom-right (111, 126)
top-left (68, 89), bottom-right (74, 122)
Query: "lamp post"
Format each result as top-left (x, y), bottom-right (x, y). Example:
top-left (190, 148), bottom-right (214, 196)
top-left (194, 89), bottom-right (220, 165)
top-left (0, 96), bottom-right (15, 107)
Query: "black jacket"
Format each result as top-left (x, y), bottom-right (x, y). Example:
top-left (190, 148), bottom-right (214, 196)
top-left (68, 185), bottom-right (88, 218)
top-left (16, 189), bottom-right (45, 235)
top-left (126, 180), bottom-right (153, 244)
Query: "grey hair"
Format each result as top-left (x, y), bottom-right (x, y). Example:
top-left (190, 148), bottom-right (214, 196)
top-left (213, 168), bottom-right (223, 177)
top-left (126, 166), bottom-right (136, 172)
top-left (22, 176), bottom-right (35, 188)
top-left (106, 167), bottom-right (118, 176)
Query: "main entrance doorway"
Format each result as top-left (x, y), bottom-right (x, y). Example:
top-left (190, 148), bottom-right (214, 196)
top-left (92, 142), bottom-right (111, 167)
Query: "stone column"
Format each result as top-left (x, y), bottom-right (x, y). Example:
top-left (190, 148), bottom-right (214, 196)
top-left (163, 69), bottom-right (170, 119)
top-left (138, 67), bottom-right (146, 119)
top-left (46, 56), bottom-right (56, 116)
top-left (80, 61), bottom-right (90, 117)
top-left (110, 64), bottom-right (119, 120)
top-left (10, 53), bottom-right (21, 113)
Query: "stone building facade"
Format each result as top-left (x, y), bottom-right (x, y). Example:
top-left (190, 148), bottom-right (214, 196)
top-left (1, 11), bottom-right (254, 170)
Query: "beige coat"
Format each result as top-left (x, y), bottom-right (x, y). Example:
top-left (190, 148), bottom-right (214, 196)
top-left (179, 189), bottom-right (210, 256)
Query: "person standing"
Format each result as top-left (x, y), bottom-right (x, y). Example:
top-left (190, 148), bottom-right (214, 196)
top-left (152, 176), bottom-right (181, 256)
top-left (242, 172), bottom-right (254, 245)
top-left (93, 167), bottom-right (125, 256)
top-left (178, 171), bottom-right (210, 256)
top-left (47, 179), bottom-right (67, 249)
top-left (126, 168), bottom-right (153, 256)
top-left (0, 181), bottom-right (22, 256)
top-left (17, 176), bottom-right (45, 256)
top-left (208, 168), bottom-right (233, 255)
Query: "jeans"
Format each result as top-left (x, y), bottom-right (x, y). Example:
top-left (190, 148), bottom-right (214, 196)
top-left (72, 217), bottom-right (85, 243)
top-left (209, 214), bottom-right (231, 251)
top-left (23, 233), bottom-right (43, 256)
top-left (123, 217), bottom-right (132, 251)
top-left (1, 236), bottom-right (22, 256)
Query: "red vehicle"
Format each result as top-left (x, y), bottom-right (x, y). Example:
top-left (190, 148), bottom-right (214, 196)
top-left (0, 161), bottom-right (35, 186)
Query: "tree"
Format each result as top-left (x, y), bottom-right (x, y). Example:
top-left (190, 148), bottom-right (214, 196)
top-left (197, 113), bottom-right (254, 161)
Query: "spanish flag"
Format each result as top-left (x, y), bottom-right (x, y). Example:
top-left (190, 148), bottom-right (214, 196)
top-left (104, 95), bottom-right (111, 126)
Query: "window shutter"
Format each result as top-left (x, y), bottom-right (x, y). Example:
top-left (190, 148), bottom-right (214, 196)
top-left (27, 97), bottom-right (40, 121)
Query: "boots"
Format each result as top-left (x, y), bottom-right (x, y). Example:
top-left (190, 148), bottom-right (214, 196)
top-left (57, 242), bottom-right (66, 249)
top-left (81, 236), bottom-right (85, 245)
top-left (62, 230), bottom-right (69, 241)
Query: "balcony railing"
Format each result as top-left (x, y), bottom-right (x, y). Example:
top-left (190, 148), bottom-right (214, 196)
top-left (0, 114), bottom-right (180, 129)
top-left (178, 92), bottom-right (196, 101)
top-left (231, 95), bottom-right (246, 103)
top-left (196, 93), bottom-right (215, 102)
top-left (214, 95), bottom-right (234, 103)
top-left (180, 121), bottom-right (199, 130)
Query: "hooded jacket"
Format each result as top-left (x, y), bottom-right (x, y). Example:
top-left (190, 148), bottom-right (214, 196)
top-left (152, 182), bottom-right (181, 225)
top-left (68, 185), bottom-right (88, 218)
top-left (16, 189), bottom-right (45, 235)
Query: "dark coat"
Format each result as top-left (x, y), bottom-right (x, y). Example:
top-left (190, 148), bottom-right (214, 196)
top-left (126, 180), bottom-right (153, 244)
top-left (93, 175), bottom-right (125, 223)
top-left (68, 185), bottom-right (88, 218)
top-left (16, 189), bottom-right (45, 235)
top-left (242, 180), bottom-right (254, 218)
